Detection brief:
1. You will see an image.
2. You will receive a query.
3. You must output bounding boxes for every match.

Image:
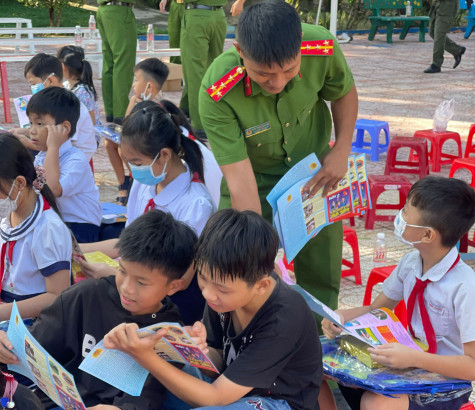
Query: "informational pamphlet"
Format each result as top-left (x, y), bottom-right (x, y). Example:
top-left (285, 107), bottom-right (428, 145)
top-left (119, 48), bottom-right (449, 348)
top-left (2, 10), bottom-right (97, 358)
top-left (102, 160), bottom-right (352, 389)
top-left (267, 153), bottom-right (372, 261)
top-left (80, 322), bottom-right (219, 396)
top-left (7, 303), bottom-right (86, 409)
top-left (13, 95), bottom-right (31, 128)
top-left (101, 202), bottom-right (127, 224)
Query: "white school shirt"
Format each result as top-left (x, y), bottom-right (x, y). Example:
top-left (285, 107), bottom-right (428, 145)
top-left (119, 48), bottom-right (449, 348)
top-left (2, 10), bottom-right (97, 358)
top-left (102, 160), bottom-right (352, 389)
top-left (181, 127), bottom-right (222, 208)
top-left (70, 101), bottom-right (97, 161)
top-left (0, 195), bottom-right (72, 299)
top-left (126, 164), bottom-right (216, 235)
top-left (382, 247), bottom-right (475, 355)
top-left (34, 140), bottom-right (101, 226)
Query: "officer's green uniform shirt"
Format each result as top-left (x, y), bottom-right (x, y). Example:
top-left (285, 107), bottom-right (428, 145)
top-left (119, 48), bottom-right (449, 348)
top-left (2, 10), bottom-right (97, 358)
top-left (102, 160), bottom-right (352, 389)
top-left (200, 23), bottom-right (354, 220)
top-left (199, 23), bottom-right (354, 312)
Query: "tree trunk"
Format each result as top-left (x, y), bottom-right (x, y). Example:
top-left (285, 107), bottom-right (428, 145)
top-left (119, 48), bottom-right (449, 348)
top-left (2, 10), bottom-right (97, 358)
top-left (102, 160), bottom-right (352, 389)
top-left (48, 7), bottom-right (54, 26)
top-left (56, 8), bottom-right (62, 27)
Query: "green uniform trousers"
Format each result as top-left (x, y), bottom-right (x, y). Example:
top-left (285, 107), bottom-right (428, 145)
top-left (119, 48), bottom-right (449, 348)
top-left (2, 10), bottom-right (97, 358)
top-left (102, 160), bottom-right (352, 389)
top-left (97, 5), bottom-right (137, 118)
top-left (429, 0), bottom-right (462, 67)
top-left (219, 194), bottom-right (343, 312)
top-left (179, 8), bottom-right (226, 129)
top-left (168, 1), bottom-right (184, 64)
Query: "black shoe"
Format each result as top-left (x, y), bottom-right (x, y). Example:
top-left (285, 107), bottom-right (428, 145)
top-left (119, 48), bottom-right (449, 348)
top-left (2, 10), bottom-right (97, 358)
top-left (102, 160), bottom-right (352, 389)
top-left (113, 117), bottom-right (123, 126)
top-left (424, 64), bottom-right (441, 73)
top-left (453, 47), bottom-right (466, 69)
top-left (106, 114), bottom-right (113, 123)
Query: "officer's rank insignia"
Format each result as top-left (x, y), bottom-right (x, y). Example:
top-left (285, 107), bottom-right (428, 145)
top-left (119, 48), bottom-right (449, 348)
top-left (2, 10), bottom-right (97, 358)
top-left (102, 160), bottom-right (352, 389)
top-left (301, 40), bottom-right (333, 55)
top-left (206, 66), bottom-right (246, 102)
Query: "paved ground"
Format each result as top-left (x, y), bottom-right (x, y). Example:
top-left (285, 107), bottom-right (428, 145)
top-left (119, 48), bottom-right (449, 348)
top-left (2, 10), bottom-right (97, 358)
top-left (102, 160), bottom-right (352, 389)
top-left (1, 29), bottom-right (474, 408)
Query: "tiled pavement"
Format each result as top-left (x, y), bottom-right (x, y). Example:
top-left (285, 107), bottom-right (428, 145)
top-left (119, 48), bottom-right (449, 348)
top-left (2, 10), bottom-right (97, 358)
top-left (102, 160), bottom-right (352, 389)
top-left (1, 30), bottom-right (474, 407)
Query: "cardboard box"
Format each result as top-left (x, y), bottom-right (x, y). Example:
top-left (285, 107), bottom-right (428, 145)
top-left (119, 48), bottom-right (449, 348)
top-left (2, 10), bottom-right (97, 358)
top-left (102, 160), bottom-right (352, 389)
top-left (162, 62), bottom-right (183, 92)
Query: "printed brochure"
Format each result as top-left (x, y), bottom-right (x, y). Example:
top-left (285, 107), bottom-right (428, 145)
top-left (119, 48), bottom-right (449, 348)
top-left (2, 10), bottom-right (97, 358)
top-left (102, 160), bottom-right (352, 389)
top-left (267, 153), bottom-right (371, 261)
top-left (80, 322), bottom-right (219, 396)
top-left (7, 302), bottom-right (86, 409)
top-left (13, 95), bottom-right (31, 129)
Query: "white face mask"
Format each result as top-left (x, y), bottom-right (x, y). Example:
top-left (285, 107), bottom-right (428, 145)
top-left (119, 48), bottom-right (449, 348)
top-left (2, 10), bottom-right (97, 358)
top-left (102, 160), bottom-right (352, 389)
top-left (0, 183), bottom-right (21, 219)
top-left (141, 82), bottom-right (152, 101)
top-left (393, 209), bottom-right (431, 246)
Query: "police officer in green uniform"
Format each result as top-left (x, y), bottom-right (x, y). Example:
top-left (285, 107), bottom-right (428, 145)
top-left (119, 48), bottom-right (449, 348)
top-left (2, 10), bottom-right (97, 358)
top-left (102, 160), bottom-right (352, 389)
top-left (424, 0), bottom-right (466, 73)
top-left (180, 0), bottom-right (227, 131)
top-left (160, 0), bottom-right (184, 64)
top-left (96, 0), bottom-right (137, 124)
top-left (199, 0), bottom-right (358, 312)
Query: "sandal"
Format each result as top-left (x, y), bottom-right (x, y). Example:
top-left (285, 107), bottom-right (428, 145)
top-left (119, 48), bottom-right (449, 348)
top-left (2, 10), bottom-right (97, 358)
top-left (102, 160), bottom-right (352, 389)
top-left (116, 175), bottom-right (132, 206)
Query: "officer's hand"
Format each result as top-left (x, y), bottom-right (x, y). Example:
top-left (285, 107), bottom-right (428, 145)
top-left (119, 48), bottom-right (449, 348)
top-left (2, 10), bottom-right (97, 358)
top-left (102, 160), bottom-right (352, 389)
top-left (159, 0), bottom-right (167, 14)
top-left (230, 0), bottom-right (245, 16)
top-left (0, 331), bottom-right (19, 364)
top-left (303, 145), bottom-right (351, 197)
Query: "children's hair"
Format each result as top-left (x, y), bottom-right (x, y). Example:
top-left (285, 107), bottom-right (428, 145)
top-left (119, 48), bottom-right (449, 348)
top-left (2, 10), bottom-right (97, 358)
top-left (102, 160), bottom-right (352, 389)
top-left (134, 58), bottom-right (169, 88)
top-left (0, 134), bottom-right (62, 217)
top-left (159, 99), bottom-right (206, 144)
top-left (122, 101), bottom-right (205, 182)
top-left (116, 209), bottom-right (198, 281)
top-left (238, 0), bottom-right (302, 67)
top-left (195, 209), bottom-right (279, 285)
top-left (24, 53), bottom-right (63, 81)
top-left (26, 87), bottom-right (80, 138)
top-left (0, 385), bottom-right (45, 410)
top-left (57, 45), bottom-right (97, 101)
top-left (407, 176), bottom-right (475, 248)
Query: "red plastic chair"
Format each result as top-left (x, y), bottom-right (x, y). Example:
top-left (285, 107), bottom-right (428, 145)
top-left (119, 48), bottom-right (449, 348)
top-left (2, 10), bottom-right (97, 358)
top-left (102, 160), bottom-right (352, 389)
top-left (363, 265), bottom-right (407, 328)
top-left (342, 226), bottom-right (362, 285)
top-left (464, 123), bottom-right (475, 158)
top-left (412, 129), bottom-right (462, 172)
top-left (365, 174), bottom-right (412, 230)
top-left (384, 136), bottom-right (429, 179)
top-left (460, 402), bottom-right (475, 410)
top-left (0, 62), bottom-right (12, 124)
top-left (449, 157), bottom-right (475, 188)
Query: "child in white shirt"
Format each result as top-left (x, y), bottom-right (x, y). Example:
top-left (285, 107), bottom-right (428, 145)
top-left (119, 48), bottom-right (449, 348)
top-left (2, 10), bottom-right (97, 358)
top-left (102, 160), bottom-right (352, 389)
top-left (0, 133), bottom-right (71, 321)
top-left (27, 87), bottom-right (101, 243)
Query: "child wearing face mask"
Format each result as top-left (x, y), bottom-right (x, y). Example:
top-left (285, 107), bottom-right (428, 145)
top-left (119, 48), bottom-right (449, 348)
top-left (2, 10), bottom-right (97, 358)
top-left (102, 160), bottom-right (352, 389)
top-left (105, 58), bottom-right (169, 205)
top-left (322, 176), bottom-right (475, 410)
top-left (0, 133), bottom-right (71, 323)
top-left (80, 101), bottom-right (215, 325)
top-left (10, 53), bottom-right (96, 161)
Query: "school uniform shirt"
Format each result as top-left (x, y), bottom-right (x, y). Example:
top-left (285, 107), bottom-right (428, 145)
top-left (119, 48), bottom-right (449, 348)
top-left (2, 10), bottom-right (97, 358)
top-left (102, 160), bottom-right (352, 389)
top-left (382, 247), bottom-right (475, 355)
top-left (126, 164), bottom-right (216, 235)
top-left (34, 140), bottom-right (101, 226)
top-left (0, 195), bottom-right (72, 302)
top-left (70, 100), bottom-right (97, 161)
top-left (181, 126), bottom-right (222, 208)
top-left (30, 276), bottom-right (182, 409)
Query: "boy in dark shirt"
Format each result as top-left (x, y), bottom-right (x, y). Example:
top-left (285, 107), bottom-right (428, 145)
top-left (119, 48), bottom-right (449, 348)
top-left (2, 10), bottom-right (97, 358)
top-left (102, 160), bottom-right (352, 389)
top-left (105, 209), bottom-right (323, 410)
top-left (0, 210), bottom-right (197, 409)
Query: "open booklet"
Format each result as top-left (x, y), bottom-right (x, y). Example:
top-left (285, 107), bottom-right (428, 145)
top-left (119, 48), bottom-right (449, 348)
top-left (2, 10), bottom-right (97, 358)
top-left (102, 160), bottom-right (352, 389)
top-left (7, 302), bottom-right (86, 409)
top-left (267, 153), bottom-right (372, 261)
top-left (79, 322), bottom-right (219, 396)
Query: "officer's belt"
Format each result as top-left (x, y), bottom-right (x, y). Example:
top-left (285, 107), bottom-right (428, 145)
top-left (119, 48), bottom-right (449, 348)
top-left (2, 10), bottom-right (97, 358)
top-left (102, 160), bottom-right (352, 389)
top-left (185, 4), bottom-right (223, 10)
top-left (102, 1), bottom-right (134, 7)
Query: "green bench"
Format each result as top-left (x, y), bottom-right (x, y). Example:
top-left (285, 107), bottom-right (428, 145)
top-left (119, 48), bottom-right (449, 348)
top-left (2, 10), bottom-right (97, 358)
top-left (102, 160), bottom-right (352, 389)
top-left (364, 0), bottom-right (430, 43)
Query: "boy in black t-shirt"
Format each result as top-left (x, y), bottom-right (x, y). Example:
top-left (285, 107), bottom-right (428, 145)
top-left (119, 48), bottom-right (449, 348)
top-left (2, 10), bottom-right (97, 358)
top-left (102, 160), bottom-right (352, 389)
top-left (0, 210), bottom-right (197, 409)
top-left (105, 209), bottom-right (323, 410)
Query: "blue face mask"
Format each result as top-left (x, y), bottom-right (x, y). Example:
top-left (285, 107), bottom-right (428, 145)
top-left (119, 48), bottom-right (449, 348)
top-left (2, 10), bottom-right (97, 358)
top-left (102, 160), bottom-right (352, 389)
top-left (129, 152), bottom-right (168, 186)
top-left (30, 73), bottom-right (55, 95)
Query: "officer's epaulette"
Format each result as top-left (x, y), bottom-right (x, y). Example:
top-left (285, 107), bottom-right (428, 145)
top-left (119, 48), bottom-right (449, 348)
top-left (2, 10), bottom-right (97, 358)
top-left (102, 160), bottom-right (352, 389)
top-left (206, 66), bottom-right (246, 102)
top-left (301, 39), bottom-right (333, 56)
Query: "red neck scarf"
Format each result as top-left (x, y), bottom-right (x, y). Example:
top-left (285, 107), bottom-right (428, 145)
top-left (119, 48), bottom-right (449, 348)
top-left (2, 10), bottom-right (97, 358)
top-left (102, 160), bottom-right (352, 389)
top-left (406, 254), bottom-right (460, 354)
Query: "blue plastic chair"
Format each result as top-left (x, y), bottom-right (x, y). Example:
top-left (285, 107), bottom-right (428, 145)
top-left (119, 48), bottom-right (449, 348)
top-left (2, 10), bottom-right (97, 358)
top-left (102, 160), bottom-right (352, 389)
top-left (460, 0), bottom-right (475, 38)
top-left (351, 119), bottom-right (390, 161)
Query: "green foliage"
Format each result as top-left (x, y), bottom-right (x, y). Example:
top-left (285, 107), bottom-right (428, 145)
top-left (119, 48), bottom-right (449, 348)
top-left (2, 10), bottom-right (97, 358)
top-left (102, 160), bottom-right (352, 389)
top-left (17, 0), bottom-right (85, 26)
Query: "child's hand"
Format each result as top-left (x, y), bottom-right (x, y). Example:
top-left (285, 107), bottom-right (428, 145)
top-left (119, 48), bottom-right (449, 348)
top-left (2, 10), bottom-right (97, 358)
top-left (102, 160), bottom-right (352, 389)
top-left (104, 323), bottom-right (166, 359)
top-left (184, 321), bottom-right (208, 354)
top-left (321, 310), bottom-right (345, 340)
top-left (368, 343), bottom-right (417, 369)
top-left (0, 331), bottom-right (19, 364)
top-left (73, 257), bottom-right (117, 279)
top-left (46, 124), bottom-right (69, 150)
